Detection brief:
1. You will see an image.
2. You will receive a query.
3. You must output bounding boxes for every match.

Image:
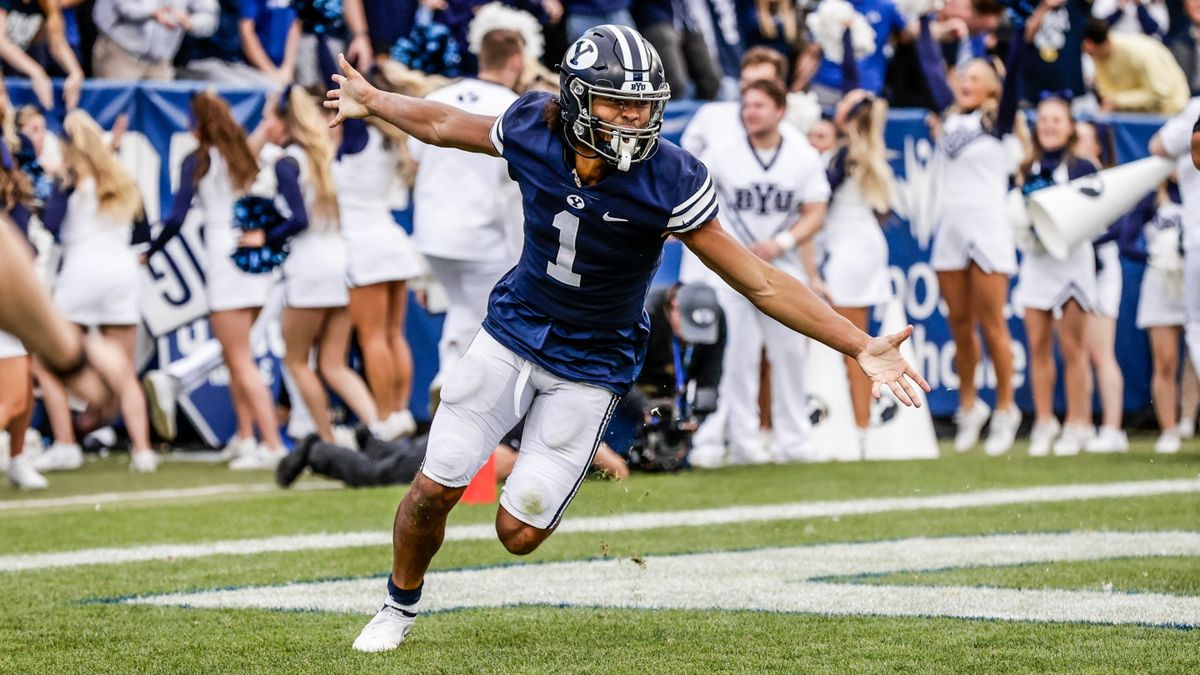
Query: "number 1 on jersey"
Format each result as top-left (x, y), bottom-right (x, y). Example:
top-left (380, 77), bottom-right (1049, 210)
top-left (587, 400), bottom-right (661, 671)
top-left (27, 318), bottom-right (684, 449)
top-left (547, 211), bottom-right (582, 287)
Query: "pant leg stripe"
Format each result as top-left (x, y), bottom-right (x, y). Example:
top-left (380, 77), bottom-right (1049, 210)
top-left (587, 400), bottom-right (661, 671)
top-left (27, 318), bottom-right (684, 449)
top-left (549, 393), bottom-right (619, 528)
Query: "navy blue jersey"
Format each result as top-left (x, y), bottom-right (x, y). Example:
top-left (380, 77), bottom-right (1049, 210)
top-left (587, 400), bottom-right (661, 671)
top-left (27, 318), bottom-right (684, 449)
top-left (483, 91), bottom-right (717, 394)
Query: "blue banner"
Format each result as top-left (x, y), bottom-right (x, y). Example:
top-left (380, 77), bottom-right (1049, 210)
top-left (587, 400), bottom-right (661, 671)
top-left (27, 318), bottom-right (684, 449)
top-left (6, 80), bottom-right (1170, 440)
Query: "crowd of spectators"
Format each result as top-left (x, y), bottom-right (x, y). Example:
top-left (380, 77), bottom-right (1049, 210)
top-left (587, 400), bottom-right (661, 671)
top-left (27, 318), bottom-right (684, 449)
top-left (2, 0), bottom-right (1199, 111)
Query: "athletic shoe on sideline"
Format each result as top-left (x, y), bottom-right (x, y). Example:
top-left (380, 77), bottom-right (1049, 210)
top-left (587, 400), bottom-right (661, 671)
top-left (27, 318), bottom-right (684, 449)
top-left (1154, 429), bottom-right (1181, 454)
top-left (376, 410), bottom-right (416, 441)
top-left (1180, 418), bottom-right (1195, 439)
top-left (1084, 426), bottom-right (1128, 453)
top-left (984, 408), bottom-right (1021, 456)
top-left (1028, 419), bottom-right (1061, 457)
top-left (333, 425), bottom-right (359, 450)
top-left (7, 455), bottom-right (48, 490)
top-left (686, 443), bottom-right (724, 469)
top-left (353, 601), bottom-right (418, 653)
top-left (229, 444), bottom-right (286, 471)
top-left (33, 442), bottom-right (84, 472)
top-left (142, 370), bottom-right (180, 441)
top-left (219, 436), bottom-right (258, 462)
top-left (953, 399), bottom-right (991, 452)
top-left (130, 450), bottom-right (159, 474)
top-left (1053, 424), bottom-right (1092, 456)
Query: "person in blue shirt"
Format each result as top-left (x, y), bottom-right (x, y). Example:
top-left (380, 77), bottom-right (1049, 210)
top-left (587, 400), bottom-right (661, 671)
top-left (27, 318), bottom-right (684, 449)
top-left (804, 0), bottom-right (911, 105)
top-left (326, 23), bottom-right (928, 653)
top-left (238, 0), bottom-right (300, 85)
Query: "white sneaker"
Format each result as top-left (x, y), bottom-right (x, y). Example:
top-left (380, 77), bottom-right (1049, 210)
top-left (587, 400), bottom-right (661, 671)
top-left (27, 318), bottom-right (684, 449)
top-left (984, 408), bottom-right (1021, 456)
top-left (728, 441), bottom-right (773, 465)
top-left (376, 410), bottom-right (417, 441)
top-left (229, 444), bottom-right (286, 471)
top-left (1053, 424), bottom-right (1092, 456)
top-left (142, 370), bottom-right (181, 441)
top-left (954, 399), bottom-right (991, 452)
top-left (33, 442), bottom-right (84, 472)
top-left (130, 449), bottom-right (159, 473)
top-left (687, 443), bottom-right (725, 469)
top-left (1028, 419), bottom-right (1061, 457)
top-left (8, 454), bottom-right (48, 490)
top-left (1180, 418), bottom-right (1195, 439)
top-left (333, 425), bottom-right (359, 450)
top-left (1154, 429), bottom-right (1182, 454)
top-left (219, 436), bottom-right (258, 462)
top-left (1085, 426), bottom-right (1128, 453)
top-left (353, 601), bottom-right (418, 653)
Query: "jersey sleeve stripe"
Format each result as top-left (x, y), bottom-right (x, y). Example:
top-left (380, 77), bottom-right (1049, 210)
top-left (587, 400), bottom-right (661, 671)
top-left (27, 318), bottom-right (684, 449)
top-left (489, 115), bottom-right (505, 154)
top-left (671, 174), bottom-right (712, 215)
top-left (666, 191), bottom-right (717, 233)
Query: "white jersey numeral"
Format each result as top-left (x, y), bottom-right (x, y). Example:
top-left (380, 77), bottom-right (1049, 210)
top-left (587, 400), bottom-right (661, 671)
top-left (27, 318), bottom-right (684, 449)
top-left (546, 211), bottom-right (583, 287)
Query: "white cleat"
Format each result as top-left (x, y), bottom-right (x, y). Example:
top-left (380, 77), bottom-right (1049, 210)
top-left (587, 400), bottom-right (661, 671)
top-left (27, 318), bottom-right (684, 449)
top-left (1085, 426), bottom-right (1129, 453)
top-left (7, 454), bottom-right (48, 490)
top-left (353, 602), bottom-right (418, 653)
top-left (1053, 424), bottom-right (1092, 456)
top-left (33, 442), bottom-right (84, 472)
top-left (142, 370), bottom-right (181, 441)
top-left (1028, 419), bottom-right (1061, 458)
top-left (984, 408), bottom-right (1021, 457)
top-left (220, 436), bottom-right (258, 463)
top-left (130, 449), bottom-right (160, 474)
top-left (229, 444), bottom-right (286, 471)
top-left (1154, 429), bottom-right (1182, 454)
top-left (953, 399), bottom-right (991, 452)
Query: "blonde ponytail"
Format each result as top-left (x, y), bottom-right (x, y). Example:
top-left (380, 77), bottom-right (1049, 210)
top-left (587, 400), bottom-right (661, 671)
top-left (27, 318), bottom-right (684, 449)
top-left (61, 110), bottom-right (143, 222)
top-left (281, 87), bottom-right (338, 225)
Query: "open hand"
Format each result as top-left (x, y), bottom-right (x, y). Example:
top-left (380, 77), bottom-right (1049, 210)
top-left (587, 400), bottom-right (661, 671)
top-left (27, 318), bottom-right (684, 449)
top-left (324, 53), bottom-right (376, 127)
top-left (855, 325), bottom-right (931, 407)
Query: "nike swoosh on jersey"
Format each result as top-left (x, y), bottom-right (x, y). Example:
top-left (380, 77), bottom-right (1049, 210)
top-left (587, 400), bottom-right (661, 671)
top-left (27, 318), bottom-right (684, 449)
top-left (602, 212), bottom-right (629, 222)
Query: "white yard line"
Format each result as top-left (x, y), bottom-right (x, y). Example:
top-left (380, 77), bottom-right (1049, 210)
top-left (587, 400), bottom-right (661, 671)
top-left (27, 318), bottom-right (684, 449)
top-left (130, 531), bottom-right (1200, 627)
top-left (0, 481), bottom-right (342, 512)
top-left (2, 478), bottom-right (1198, 573)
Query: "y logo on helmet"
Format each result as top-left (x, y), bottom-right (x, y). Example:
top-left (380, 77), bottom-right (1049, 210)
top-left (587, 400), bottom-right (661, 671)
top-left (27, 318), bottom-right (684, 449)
top-left (567, 38), bottom-right (599, 70)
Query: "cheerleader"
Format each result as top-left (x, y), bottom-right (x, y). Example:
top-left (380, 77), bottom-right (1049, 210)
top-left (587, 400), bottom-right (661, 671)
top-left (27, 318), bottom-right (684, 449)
top-left (1012, 95), bottom-right (1098, 457)
top-left (145, 91), bottom-right (285, 463)
top-left (333, 67), bottom-right (426, 440)
top-left (917, 14), bottom-right (1025, 454)
top-left (241, 85), bottom-right (379, 456)
top-left (1075, 121), bottom-right (1128, 453)
top-left (810, 88), bottom-right (896, 455)
top-left (36, 111), bottom-right (157, 473)
top-left (0, 105), bottom-right (45, 489)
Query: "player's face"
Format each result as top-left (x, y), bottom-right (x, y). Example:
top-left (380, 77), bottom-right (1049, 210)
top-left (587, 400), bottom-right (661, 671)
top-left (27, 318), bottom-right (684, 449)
top-left (1035, 99), bottom-right (1073, 152)
top-left (739, 63), bottom-right (779, 89)
top-left (953, 61), bottom-right (997, 111)
top-left (591, 95), bottom-right (652, 130)
top-left (807, 120), bottom-right (837, 154)
top-left (740, 88), bottom-right (784, 136)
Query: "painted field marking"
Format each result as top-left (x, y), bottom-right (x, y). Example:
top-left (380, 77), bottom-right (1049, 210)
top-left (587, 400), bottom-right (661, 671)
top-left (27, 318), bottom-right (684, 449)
top-left (0, 481), bottom-right (342, 512)
top-left (128, 531), bottom-right (1200, 627)
top-left (2, 478), bottom-right (1199, 573)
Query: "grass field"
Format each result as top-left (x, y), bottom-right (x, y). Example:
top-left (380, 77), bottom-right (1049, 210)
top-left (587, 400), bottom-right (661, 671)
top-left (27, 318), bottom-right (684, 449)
top-left (2, 437), bottom-right (1199, 673)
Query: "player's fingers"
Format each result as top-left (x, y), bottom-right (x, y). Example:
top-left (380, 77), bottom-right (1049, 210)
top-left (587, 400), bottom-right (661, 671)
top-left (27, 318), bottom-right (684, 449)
top-left (331, 74), bottom-right (346, 87)
top-left (338, 53), bottom-right (360, 79)
top-left (326, 86), bottom-right (341, 98)
top-left (328, 112), bottom-right (344, 128)
top-left (871, 380), bottom-right (882, 400)
top-left (887, 324), bottom-right (914, 348)
top-left (888, 379), bottom-right (914, 407)
top-left (323, 97), bottom-right (339, 109)
top-left (907, 365), bottom-right (932, 393)
top-left (898, 376), bottom-right (920, 408)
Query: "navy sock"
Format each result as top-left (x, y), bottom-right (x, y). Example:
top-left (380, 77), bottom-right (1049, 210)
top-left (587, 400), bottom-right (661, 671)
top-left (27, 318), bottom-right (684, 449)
top-left (387, 576), bottom-right (423, 609)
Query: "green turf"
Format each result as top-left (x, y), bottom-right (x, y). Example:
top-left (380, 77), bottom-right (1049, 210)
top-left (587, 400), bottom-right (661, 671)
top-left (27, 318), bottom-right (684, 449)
top-left (1, 437), bottom-right (1198, 673)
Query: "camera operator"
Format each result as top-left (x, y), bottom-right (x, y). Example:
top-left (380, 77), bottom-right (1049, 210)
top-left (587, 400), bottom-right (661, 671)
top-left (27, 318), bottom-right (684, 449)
top-left (618, 283), bottom-right (726, 472)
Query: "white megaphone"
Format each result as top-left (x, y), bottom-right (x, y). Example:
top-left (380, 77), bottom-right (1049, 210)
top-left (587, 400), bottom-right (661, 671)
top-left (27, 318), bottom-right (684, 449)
top-left (1027, 156), bottom-right (1175, 260)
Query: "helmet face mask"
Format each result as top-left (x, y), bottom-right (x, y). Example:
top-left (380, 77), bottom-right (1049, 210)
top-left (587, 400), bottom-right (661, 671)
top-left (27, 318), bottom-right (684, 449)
top-left (559, 25), bottom-right (671, 171)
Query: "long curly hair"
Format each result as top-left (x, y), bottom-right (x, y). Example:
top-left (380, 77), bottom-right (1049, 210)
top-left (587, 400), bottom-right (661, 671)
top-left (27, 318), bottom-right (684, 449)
top-left (61, 110), bottom-right (143, 222)
top-left (0, 100), bottom-right (33, 212)
top-left (191, 91), bottom-right (259, 193)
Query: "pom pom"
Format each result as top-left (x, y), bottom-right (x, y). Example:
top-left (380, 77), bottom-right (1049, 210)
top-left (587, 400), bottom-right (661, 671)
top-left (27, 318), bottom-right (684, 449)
top-left (294, 0), bottom-right (344, 37)
top-left (784, 91), bottom-right (823, 134)
top-left (806, 0), bottom-right (876, 64)
top-left (468, 2), bottom-right (544, 61)
top-left (231, 196), bottom-right (289, 274)
top-left (893, 0), bottom-right (941, 21)
top-left (391, 21), bottom-right (463, 76)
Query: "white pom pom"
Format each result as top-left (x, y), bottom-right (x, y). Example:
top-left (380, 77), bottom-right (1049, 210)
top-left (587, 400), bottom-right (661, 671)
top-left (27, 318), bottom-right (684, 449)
top-left (805, 0), bottom-right (877, 64)
top-left (893, 0), bottom-right (940, 22)
top-left (468, 2), bottom-right (545, 61)
top-left (784, 91), bottom-right (823, 134)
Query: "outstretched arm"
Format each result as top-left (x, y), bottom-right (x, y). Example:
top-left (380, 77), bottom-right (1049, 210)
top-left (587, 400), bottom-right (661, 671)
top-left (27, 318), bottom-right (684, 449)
top-left (678, 218), bottom-right (929, 406)
top-left (325, 53), bottom-right (499, 156)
